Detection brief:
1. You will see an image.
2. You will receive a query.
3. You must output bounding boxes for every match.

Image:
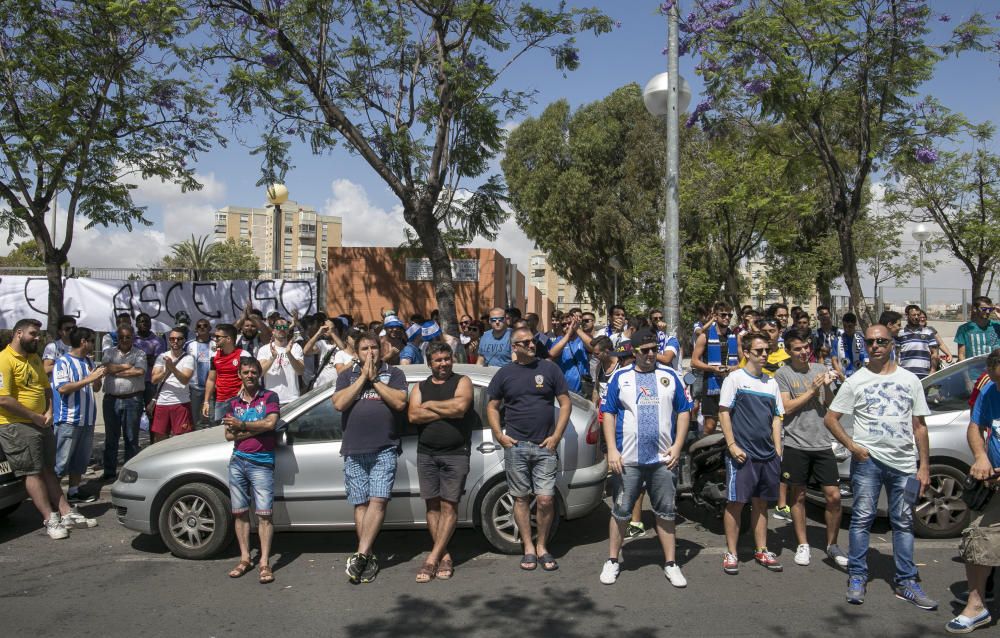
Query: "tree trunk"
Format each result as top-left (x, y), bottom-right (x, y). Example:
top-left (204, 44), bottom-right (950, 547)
top-left (409, 203), bottom-right (459, 337)
top-left (837, 211), bottom-right (872, 327)
top-left (971, 268), bottom-right (986, 301)
top-left (45, 259), bottom-right (64, 335)
top-left (724, 266), bottom-right (741, 311)
top-left (815, 272), bottom-right (833, 309)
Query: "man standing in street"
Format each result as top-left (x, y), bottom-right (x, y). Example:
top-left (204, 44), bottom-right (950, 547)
top-left (223, 358), bottom-right (280, 585)
top-left (333, 332), bottom-right (408, 584)
top-left (150, 329), bottom-right (195, 443)
top-left (825, 324), bottom-right (936, 609)
top-left (775, 328), bottom-right (847, 568)
top-left (547, 314), bottom-right (591, 394)
top-left (42, 315), bottom-right (76, 376)
top-left (185, 319), bottom-right (214, 428)
top-left (599, 329), bottom-right (692, 586)
top-left (202, 324), bottom-right (253, 424)
top-left (895, 305), bottom-right (938, 379)
top-left (478, 307), bottom-right (512, 367)
top-left (946, 348), bottom-right (1000, 633)
top-left (956, 297), bottom-right (1000, 361)
top-left (834, 313), bottom-right (868, 379)
top-left (256, 318), bottom-right (305, 406)
top-left (487, 326), bottom-right (572, 572)
top-left (52, 327), bottom-right (105, 504)
top-left (691, 302), bottom-right (738, 435)
top-left (133, 313), bottom-right (166, 408)
top-left (101, 324), bottom-right (147, 480)
top-left (407, 342), bottom-right (474, 583)
top-left (719, 331), bottom-right (785, 575)
top-left (812, 306), bottom-right (842, 358)
top-left (0, 319), bottom-right (75, 539)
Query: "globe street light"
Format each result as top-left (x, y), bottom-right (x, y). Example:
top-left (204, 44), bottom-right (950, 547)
top-left (644, 3), bottom-right (691, 338)
top-left (266, 183), bottom-right (289, 273)
top-left (911, 223), bottom-right (931, 311)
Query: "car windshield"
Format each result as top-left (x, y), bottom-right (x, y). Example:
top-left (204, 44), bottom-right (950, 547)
top-left (923, 356), bottom-right (987, 414)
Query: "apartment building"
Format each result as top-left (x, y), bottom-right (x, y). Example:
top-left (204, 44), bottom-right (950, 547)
top-left (529, 251), bottom-right (597, 315)
top-left (214, 200), bottom-right (343, 272)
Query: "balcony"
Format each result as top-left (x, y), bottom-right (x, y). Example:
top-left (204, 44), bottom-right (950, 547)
top-left (298, 224), bottom-right (317, 239)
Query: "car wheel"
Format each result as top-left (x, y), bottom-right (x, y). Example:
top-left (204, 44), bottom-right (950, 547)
top-left (913, 464), bottom-right (971, 539)
top-left (478, 480), bottom-right (560, 555)
top-left (0, 502), bottom-right (20, 518)
top-left (157, 483), bottom-right (234, 559)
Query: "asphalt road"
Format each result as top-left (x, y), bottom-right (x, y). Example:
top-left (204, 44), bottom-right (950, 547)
top-left (0, 490), bottom-right (988, 637)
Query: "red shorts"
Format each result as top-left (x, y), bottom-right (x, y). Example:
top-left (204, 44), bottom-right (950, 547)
top-left (151, 403), bottom-right (193, 436)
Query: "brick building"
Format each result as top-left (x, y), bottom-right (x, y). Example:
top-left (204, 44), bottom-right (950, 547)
top-left (326, 247), bottom-right (554, 328)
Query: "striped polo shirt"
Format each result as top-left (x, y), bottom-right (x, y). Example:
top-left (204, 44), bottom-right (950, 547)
top-left (52, 353), bottom-right (97, 426)
top-left (895, 325), bottom-right (938, 379)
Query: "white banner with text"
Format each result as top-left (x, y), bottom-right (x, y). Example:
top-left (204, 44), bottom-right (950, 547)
top-left (0, 277), bottom-right (317, 332)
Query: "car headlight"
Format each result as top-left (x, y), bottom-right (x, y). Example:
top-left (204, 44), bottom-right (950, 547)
top-left (119, 469), bottom-right (139, 484)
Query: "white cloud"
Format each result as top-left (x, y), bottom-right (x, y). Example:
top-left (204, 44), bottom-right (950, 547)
top-left (131, 171), bottom-right (227, 207)
top-left (325, 178), bottom-right (408, 247)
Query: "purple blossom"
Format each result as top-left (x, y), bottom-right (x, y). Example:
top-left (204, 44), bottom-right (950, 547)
top-left (273, 0), bottom-right (286, 9)
top-left (236, 14), bottom-right (251, 27)
top-left (662, 46), bottom-right (668, 56)
top-left (686, 98), bottom-right (714, 128)
top-left (876, 13), bottom-right (891, 25)
top-left (755, 50), bottom-right (768, 64)
top-left (266, 27), bottom-right (279, 38)
top-left (938, 14), bottom-right (950, 23)
top-left (743, 78), bottom-right (771, 95)
top-left (614, 20), bottom-right (622, 29)
top-left (659, 1), bottom-right (676, 14)
top-left (708, 0), bottom-right (737, 11)
top-left (915, 147), bottom-right (938, 164)
top-left (51, 7), bottom-right (70, 18)
top-left (285, 127), bottom-right (297, 134)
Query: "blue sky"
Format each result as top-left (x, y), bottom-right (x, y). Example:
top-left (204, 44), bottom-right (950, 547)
top-left (19, 1), bottom-right (1000, 301)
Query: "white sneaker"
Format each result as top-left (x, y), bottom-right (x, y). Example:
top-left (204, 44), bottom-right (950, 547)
top-left (827, 544), bottom-right (849, 568)
top-left (664, 563), bottom-right (687, 587)
top-left (45, 514), bottom-right (69, 540)
top-left (599, 559), bottom-right (620, 585)
top-left (794, 544), bottom-right (810, 566)
top-left (61, 509), bottom-right (98, 529)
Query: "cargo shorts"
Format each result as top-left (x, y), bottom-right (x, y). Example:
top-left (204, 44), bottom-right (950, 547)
top-left (960, 489), bottom-right (1000, 567)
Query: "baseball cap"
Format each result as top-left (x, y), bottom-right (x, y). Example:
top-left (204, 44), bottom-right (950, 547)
top-left (630, 328), bottom-right (657, 349)
top-left (610, 340), bottom-right (634, 358)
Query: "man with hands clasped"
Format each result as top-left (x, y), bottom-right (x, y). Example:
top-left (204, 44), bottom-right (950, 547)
top-left (599, 329), bottom-right (692, 587)
top-left (825, 324), bottom-right (936, 610)
top-left (487, 326), bottom-right (572, 573)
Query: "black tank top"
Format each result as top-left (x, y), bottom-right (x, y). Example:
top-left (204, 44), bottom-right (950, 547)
top-left (417, 374), bottom-right (472, 456)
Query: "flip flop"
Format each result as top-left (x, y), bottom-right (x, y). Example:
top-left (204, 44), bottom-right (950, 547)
top-left (539, 553), bottom-right (559, 571)
top-left (415, 562), bottom-right (437, 583)
top-left (520, 554), bottom-right (538, 571)
top-left (436, 558), bottom-right (454, 580)
top-left (228, 560), bottom-right (253, 578)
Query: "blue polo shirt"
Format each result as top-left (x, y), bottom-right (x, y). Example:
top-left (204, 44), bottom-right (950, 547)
top-left (972, 381), bottom-right (1000, 468)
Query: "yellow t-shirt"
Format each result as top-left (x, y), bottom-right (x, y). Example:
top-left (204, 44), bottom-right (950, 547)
top-left (0, 345), bottom-right (48, 425)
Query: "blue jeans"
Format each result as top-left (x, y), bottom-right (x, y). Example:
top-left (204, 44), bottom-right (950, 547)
top-left (848, 456), bottom-right (918, 583)
top-left (610, 463), bottom-right (677, 521)
top-left (102, 395), bottom-right (143, 476)
top-left (54, 422), bottom-right (95, 476)
top-left (228, 454), bottom-right (274, 515)
top-left (188, 386), bottom-right (206, 429)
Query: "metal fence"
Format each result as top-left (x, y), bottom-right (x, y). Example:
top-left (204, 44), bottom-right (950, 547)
top-left (877, 286), bottom-right (971, 321)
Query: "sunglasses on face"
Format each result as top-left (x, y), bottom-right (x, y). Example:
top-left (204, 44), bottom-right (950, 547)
top-left (213, 334), bottom-right (229, 340)
top-left (717, 312), bottom-right (732, 318)
top-left (489, 317), bottom-right (505, 323)
top-left (167, 337), bottom-right (184, 342)
top-left (978, 307), bottom-right (995, 313)
top-left (864, 337), bottom-right (893, 347)
top-left (637, 346), bottom-right (658, 354)
top-left (650, 316), bottom-right (663, 322)
top-left (512, 339), bottom-right (534, 347)
top-left (274, 324), bottom-right (290, 330)
top-left (747, 347), bottom-right (768, 356)
top-left (755, 319), bottom-right (779, 328)
top-left (460, 321), bottom-right (470, 326)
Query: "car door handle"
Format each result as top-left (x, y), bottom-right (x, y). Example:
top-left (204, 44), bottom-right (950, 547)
top-left (476, 442), bottom-right (500, 454)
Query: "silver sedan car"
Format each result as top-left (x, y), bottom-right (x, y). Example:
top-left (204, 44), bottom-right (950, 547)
top-left (809, 355), bottom-right (985, 538)
top-left (111, 364), bottom-right (607, 559)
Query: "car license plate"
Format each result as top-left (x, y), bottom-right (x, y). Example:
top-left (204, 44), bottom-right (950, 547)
top-left (0, 460), bottom-right (12, 475)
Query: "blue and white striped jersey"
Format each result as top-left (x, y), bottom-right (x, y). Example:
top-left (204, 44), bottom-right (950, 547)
top-left (52, 354), bottom-right (96, 426)
top-left (601, 363), bottom-right (692, 466)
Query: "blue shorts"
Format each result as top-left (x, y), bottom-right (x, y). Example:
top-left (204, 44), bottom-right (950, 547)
top-left (344, 448), bottom-right (398, 505)
top-left (504, 441), bottom-right (558, 498)
top-left (228, 455), bottom-right (274, 515)
top-left (610, 463), bottom-right (678, 521)
top-left (725, 455), bottom-right (780, 503)
top-left (54, 422), bottom-right (95, 477)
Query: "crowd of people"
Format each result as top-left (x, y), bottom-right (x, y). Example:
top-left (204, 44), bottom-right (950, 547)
top-left (0, 296), bottom-right (998, 633)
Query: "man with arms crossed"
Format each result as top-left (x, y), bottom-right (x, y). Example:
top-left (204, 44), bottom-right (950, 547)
top-left (333, 333), bottom-right (408, 584)
top-left (775, 328), bottom-right (846, 568)
top-left (487, 326), bottom-right (572, 572)
top-left (407, 342), bottom-right (474, 582)
top-left (825, 324), bottom-right (936, 609)
top-left (719, 331), bottom-right (785, 575)
top-left (599, 329), bottom-right (692, 586)
top-left (223, 358), bottom-right (280, 585)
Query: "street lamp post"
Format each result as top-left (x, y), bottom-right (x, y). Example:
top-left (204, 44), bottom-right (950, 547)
top-left (266, 184), bottom-right (289, 274)
top-left (912, 223), bottom-right (931, 311)
top-left (609, 256), bottom-right (623, 306)
top-left (643, 5), bottom-right (692, 337)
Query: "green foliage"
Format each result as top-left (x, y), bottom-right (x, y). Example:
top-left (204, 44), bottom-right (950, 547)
top-left (158, 236), bottom-right (261, 280)
top-left (0, 240), bottom-right (44, 267)
top-left (853, 206), bottom-right (921, 300)
top-left (203, 0), bottom-right (612, 331)
top-left (0, 0), bottom-right (223, 327)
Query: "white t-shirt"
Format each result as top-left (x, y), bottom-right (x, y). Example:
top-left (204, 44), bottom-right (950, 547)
top-left (312, 341), bottom-right (353, 390)
top-left (153, 352), bottom-right (195, 405)
top-left (829, 365), bottom-right (930, 474)
top-left (43, 339), bottom-right (71, 362)
top-left (256, 342), bottom-right (305, 404)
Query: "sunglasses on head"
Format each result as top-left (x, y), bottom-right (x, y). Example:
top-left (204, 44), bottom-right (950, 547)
top-left (864, 337), bottom-right (893, 347)
top-left (754, 319), bottom-right (779, 328)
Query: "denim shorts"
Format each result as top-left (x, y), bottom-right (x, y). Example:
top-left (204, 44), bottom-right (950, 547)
top-left (344, 447), bottom-right (399, 505)
top-left (54, 422), bottom-right (95, 476)
top-left (228, 455), bottom-right (274, 515)
top-left (504, 441), bottom-right (558, 498)
top-left (610, 463), bottom-right (678, 521)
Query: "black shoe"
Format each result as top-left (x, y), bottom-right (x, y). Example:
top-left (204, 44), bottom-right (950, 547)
top-left (346, 552), bottom-right (367, 583)
top-left (100, 473), bottom-right (117, 482)
top-left (359, 554), bottom-right (380, 583)
top-left (67, 492), bottom-right (98, 504)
